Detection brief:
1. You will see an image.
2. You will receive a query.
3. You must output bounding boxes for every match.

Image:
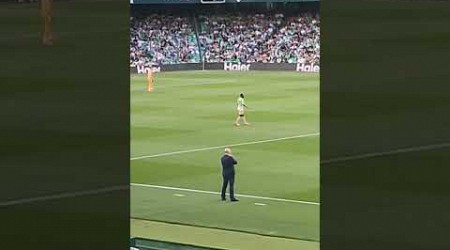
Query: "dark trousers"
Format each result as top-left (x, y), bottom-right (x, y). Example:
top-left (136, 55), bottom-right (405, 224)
top-left (221, 173), bottom-right (235, 199)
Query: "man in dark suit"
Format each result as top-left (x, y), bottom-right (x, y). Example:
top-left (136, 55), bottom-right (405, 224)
top-left (220, 148), bottom-right (239, 202)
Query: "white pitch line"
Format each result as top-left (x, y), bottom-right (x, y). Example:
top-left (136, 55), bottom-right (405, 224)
top-left (131, 183), bottom-right (320, 206)
top-left (321, 142), bottom-right (450, 164)
top-left (0, 185), bottom-right (127, 207)
top-left (254, 203), bottom-right (267, 206)
top-left (130, 133), bottom-right (319, 161)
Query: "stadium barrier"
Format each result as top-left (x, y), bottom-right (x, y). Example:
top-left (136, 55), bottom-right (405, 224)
top-left (131, 62), bottom-right (319, 74)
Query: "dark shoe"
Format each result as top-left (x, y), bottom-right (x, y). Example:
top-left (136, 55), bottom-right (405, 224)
top-left (221, 197), bottom-right (226, 201)
top-left (230, 198), bottom-right (239, 202)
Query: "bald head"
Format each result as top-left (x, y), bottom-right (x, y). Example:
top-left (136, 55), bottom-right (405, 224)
top-left (224, 148), bottom-right (232, 154)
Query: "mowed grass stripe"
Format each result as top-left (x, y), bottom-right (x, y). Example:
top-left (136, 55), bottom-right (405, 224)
top-left (322, 142), bottom-right (450, 164)
top-left (131, 133), bottom-right (319, 160)
top-left (131, 185), bottom-right (319, 241)
top-left (131, 137), bottom-right (319, 202)
top-left (131, 183), bottom-right (320, 205)
top-left (131, 219), bottom-right (320, 250)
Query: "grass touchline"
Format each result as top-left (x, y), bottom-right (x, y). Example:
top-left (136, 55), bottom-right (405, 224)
top-left (322, 142), bottom-right (450, 164)
top-left (131, 133), bottom-right (320, 161)
top-left (131, 183), bottom-right (320, 205)
top-left (0, 185), bottom-right (127, 207)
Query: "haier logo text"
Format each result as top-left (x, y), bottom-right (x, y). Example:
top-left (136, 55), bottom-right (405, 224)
top-left (136, 65), bottom-right (161, 74)
top-left (296, 63), bottom-right (319, 73)
top-left (224, 62), bottom-right (251, 71)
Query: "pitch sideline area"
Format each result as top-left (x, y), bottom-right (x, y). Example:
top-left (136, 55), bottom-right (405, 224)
top-left (131, 182), bottom-right (320, 205)
top-left (131, 183), bottom-right (319, 241)
top-left (131, 71), bottom-right (320, 242)
top-left (131, 219), bottom-right (320, 250)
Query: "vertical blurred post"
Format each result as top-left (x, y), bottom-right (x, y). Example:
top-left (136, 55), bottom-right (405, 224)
top-left (202, 56), bottom-right (205, 71)
top-left (147, 68), bottom-right (153, 92)
top-left (41, 0), bottom-right (53, 46)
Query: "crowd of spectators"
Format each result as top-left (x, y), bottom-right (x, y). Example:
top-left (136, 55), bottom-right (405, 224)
top-left (198, 13), bottom-right (319, 64)
top-left (130, 14), bottom-right (200, 67)
top-left (130, 12), bottom-right (320, 66)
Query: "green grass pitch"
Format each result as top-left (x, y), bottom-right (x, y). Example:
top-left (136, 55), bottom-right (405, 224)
top-left (131, 71), bottom-right (319, 242)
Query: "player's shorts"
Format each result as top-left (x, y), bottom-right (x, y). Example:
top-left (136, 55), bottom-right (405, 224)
top-left (237, 107), bottom-right (244, 116)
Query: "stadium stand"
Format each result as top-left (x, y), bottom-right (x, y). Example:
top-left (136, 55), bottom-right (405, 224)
top-left (130, 14), bottom-right (201, 67)
top-left (130, 11), bottom-right (319, 66)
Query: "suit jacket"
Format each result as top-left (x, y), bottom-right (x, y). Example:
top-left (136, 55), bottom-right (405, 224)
top-left (221, 154), bottom-right (237, 176)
